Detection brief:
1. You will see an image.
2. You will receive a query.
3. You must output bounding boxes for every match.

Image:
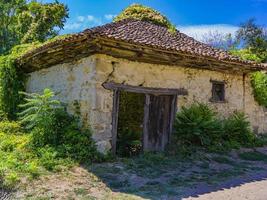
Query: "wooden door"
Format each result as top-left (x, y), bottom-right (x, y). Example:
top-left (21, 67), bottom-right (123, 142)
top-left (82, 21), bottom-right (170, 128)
top-left (143, 94), bottom-right (177, 151)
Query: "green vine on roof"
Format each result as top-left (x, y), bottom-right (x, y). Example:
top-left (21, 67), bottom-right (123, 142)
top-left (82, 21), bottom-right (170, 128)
top-left (0, 35), bottom-right (71, 119)
top-left (114, 4), bottom-right (176, 33)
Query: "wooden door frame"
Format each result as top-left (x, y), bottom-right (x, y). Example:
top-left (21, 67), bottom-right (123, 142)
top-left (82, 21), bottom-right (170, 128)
top-left (102, 82), bottom-right (188, 154)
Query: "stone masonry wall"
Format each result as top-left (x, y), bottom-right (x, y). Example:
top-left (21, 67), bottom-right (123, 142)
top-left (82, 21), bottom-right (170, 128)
top-left (26, 54), bottom-right (267, 153)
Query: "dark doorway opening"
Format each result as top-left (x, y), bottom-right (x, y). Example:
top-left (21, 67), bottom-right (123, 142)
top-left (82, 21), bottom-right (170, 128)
top-left (116, 91), bottom-right (145, 157)
top-left (102, 82), bottom-right (188, 155)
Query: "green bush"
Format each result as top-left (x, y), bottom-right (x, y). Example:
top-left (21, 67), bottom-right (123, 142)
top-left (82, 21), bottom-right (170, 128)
top-left (173, 103), bottom-right (258, 151)
top-left (230, 48), bottom-right (263, 63)
top-left (173, 103), bottom-right (223, 147)
top-left (19, 89), bottom-right (102, 163)
top-left (222, 111), bottom-right (255, 146)
top-left (18, 88), bottom-right (60, 130)
top-left (250, 72), bottom-right (267, 107)
top-left (114, 4), bottom-right (176, 33)
top-left (0, 121), bottom-right (22, 134)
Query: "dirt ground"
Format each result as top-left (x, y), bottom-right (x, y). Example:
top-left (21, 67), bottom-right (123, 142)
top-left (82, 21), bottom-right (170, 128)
top-left (8, 147), bottom-right (267, 200)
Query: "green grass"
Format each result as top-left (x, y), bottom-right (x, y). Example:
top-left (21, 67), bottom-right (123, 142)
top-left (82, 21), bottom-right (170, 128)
top-left (0, 121), bottom-right (74, 189)
top-left (239, 151), bottom-right (267, 162)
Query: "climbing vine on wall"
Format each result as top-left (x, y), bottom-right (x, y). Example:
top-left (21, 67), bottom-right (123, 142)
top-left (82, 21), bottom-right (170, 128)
top-left (0, 43), bottom-right (40, 119)
top-left (250, 71), bottom-right (267, 107)
top-left (0, 35), bottom-right (71, 119)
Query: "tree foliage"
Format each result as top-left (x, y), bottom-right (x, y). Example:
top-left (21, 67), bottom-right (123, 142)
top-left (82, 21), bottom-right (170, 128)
top-left (114, 4), bottom-right (176, 33)
top-left (0, 0), bottom-right (68, 54)
top-left (201, 31), bottom-right (236, 50)
top-left (235, 19), bottom-right (267, 63)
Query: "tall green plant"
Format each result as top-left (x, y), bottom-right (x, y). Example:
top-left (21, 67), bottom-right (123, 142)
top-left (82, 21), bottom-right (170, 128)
top-left (18, 88), bottom-right (101, 162)
top-left (18, 88), bottom-right (60, 129)
top-left (173, 103), bottom-right (223, 147)
top-left (222, 111), bottom-right (255, 146)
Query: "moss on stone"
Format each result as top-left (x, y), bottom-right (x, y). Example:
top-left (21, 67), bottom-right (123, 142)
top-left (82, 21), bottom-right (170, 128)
top-left (114, 4), bottom-right (176, 33)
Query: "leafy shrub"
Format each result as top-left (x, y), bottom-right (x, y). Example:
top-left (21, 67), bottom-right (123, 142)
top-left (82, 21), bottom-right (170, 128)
top-left (3, 172), bottom-right (19, 188)
top-left (114, 4), bottom-right (176, 32)
top-left (0, 121), bottom-right (22, 134)
top-left (173, 103), bottom-right (259, 151)
top-left (19, 88), bottom-right (102, 163)
top-left (222, 111), bottom-right (255, 146)
top-left (0, 120), bottom-right (75, 189)
top-left (250, 72), bottom-right (267, 107)
top-left (36, 147), bottom-right (61, 171)
top-left (230, 48), bottom-right (263, 63)
top-left (18, 88), bottom-right (60, 130)
top-left (173, 103), bottom-right (223, 147)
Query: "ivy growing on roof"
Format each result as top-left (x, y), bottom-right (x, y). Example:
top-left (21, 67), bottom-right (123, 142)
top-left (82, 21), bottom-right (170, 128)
top-left (0, 43), bottom-right (41, 119)
top-left (0, 35), bottom-right (71, 119)
top-left (114, 4), bottom-right (176, 33)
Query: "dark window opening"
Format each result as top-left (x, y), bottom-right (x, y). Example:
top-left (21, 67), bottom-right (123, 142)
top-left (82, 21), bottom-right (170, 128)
top-left (117, 91), bottom-right (145, 157)
top-left (211, 81), bottom-right (225, 102)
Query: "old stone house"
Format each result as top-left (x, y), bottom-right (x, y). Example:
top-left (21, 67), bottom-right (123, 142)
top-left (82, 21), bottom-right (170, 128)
top-left (19, 19), bottom-right (267, 153)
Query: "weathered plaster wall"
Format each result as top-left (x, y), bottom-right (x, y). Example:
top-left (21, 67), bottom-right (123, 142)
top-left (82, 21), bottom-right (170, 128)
top-left (26, 56), bottom-right (112, 153)
top-left (95, 54), bottom-right (244, 114)
top-left (26, 53), bottom-right (267, 153)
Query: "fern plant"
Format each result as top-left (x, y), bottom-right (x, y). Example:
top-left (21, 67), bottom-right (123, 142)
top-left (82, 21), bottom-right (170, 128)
top-left (18, 88), bottom-right (60, 129)
top-left (222, 111), bottom-right (255, 146)
top-left (173, 103), bottom-right (223, 147)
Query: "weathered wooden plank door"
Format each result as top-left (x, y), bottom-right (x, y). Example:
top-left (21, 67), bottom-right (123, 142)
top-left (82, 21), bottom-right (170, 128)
top-left (143, 94), bottom-right (177, 151)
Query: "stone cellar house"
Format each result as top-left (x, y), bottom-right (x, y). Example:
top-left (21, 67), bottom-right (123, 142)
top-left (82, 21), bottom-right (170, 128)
top-left (18, 19), bottom-right (267, 154)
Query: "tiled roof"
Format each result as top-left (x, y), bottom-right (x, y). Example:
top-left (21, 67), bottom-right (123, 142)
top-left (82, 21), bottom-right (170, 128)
top-left (19, 19), bottom-right (265, 69)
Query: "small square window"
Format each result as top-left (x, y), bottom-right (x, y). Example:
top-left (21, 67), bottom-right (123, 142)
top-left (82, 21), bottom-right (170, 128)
top-left (211, 81), bottom-right (225, 102)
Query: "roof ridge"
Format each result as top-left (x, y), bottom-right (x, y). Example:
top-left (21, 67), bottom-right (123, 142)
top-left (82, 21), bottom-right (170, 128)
top-left (18, 18), bottom-right (265, 69)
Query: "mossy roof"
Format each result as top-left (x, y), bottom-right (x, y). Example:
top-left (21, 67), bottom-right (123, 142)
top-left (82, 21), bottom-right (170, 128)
top-left (18, 19), bottom-right (266, 72)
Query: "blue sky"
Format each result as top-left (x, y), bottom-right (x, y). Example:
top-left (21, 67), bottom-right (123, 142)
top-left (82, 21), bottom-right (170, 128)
top-left (44, 0), bottom-right (267, 40)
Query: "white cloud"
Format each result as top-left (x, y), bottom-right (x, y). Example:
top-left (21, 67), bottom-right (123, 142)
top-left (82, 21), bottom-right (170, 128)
top-left (177, 24), bottom-right (238, 41)
top-left (87, 15), bottom-right (102, 25)
top-left (64, 15), bottom-right (103, 31)
top-left (77, 16), bottom-right (85, 22)
top-left (64, 22), bottom-right (82, 30)
top-left (104, 14), bottom-right (116, 20)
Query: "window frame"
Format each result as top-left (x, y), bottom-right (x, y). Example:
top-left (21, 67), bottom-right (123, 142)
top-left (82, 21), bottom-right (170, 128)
top-left (210, 80), bottom-right (226, 103)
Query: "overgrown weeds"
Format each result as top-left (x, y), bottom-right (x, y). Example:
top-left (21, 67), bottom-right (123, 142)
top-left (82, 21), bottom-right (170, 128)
top-left (0, 89), bottom-right (104, 190)
top-left (172, 103), bottom-right (266, 153)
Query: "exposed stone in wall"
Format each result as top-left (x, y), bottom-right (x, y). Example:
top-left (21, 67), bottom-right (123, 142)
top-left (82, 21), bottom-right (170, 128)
top-left (26, 54), bottom-right (267, 153)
